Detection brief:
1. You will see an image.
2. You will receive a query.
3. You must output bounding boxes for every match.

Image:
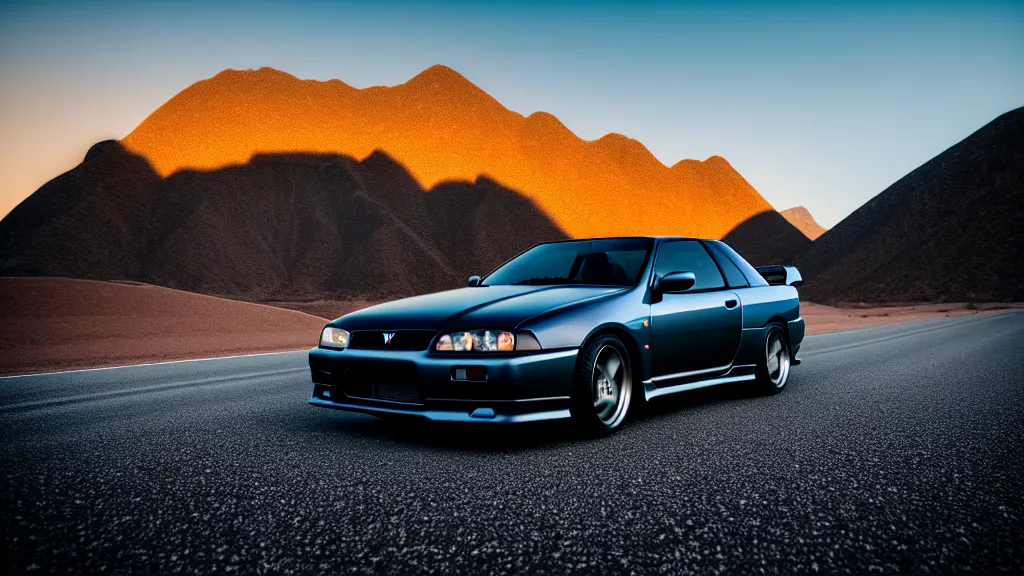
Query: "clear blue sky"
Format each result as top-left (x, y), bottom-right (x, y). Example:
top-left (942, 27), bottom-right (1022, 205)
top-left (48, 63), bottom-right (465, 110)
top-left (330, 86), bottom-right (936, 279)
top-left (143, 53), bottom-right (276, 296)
top-left (1, 0), bottom-right (1021, 226)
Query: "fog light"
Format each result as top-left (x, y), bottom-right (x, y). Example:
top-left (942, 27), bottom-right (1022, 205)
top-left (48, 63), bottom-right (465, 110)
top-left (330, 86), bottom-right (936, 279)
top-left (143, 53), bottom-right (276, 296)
top-left (452, 366), bottom-right (487, 381)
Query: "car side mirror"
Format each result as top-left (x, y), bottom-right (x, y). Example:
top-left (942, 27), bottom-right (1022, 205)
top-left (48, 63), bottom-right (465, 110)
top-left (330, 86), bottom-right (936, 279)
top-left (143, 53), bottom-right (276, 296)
top-left (653, 271), bottom-right (696, 294)
top-left (467, 275), bottom-right (481, 287)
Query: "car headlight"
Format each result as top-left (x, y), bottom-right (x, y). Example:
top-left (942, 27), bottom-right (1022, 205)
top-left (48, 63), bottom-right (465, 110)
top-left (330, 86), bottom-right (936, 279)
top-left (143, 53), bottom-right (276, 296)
top-left (435, 330), bottom-right (540, 352)
top-left (320, 327), bottom-right (350, 349)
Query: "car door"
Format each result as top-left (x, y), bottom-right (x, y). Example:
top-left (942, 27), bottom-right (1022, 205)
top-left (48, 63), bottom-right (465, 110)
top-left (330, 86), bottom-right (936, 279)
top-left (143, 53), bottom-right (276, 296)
top-left (649, 240), bottom-right (742, 380)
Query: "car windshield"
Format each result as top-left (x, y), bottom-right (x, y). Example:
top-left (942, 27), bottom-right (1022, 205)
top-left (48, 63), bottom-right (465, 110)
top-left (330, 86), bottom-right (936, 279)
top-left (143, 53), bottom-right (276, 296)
top-left (483, 238), bottom-right (653, 287)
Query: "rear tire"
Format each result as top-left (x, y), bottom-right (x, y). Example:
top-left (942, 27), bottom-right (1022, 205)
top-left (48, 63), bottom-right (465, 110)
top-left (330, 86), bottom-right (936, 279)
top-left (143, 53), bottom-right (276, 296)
top-left (570, 335), bottom-right (634, 435)
top-left (756, 323), bottom-right (791, 394)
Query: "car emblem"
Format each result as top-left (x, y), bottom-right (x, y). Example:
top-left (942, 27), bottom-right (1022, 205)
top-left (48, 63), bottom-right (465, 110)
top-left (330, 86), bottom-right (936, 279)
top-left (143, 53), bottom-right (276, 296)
top-left (383, 332), bottom-right (396, 345)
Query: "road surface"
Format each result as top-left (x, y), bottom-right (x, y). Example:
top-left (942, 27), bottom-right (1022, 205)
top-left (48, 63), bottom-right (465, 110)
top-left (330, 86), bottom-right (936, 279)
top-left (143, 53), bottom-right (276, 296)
top-left (2, 312), bottom-right (1023, 573)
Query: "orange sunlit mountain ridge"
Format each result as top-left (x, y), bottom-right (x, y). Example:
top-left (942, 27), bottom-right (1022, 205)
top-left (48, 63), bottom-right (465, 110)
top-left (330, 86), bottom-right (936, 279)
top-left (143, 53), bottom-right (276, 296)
top-left (122, 65), bottom-right (773, 239)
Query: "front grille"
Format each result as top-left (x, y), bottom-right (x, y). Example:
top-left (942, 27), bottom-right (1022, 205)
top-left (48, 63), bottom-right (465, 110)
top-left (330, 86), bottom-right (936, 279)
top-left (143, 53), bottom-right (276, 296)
top-left (341, 361), bottom-right (423, 405)
top-left (373, 383), bottom-right (421, 404)
top-left (348, 330), bottom-right (436, 351)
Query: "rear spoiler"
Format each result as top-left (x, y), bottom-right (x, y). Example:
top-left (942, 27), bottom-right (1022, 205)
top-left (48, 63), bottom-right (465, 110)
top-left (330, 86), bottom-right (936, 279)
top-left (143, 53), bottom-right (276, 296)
top-left (755, 265), bottom-right (803, 287)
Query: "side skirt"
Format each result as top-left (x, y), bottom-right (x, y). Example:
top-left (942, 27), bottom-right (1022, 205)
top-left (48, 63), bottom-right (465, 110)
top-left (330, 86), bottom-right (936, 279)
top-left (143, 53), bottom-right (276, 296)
top-left (642, 364), bottom-right (757, 401)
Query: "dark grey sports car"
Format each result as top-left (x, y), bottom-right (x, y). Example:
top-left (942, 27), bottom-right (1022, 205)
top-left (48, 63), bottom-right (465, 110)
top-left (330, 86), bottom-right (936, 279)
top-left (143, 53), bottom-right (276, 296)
top-left (309, 237), bottom-right (804, 433)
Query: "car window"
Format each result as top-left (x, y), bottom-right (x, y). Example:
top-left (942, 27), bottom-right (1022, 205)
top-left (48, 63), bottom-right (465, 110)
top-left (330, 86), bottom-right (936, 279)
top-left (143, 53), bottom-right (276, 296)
top-left (705, 242), bottom-right (749, 288)
top-left (710, 241), bottom-right (769, 287)
top-left (483, 238), bottom-right (653, 287)
top-left (654, 240), bottom-right (725, 291)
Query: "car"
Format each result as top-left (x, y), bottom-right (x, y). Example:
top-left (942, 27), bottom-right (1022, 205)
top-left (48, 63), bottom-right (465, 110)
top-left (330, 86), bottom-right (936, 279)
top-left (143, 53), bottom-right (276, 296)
top-left (308, 237), bottom-right (804, 434)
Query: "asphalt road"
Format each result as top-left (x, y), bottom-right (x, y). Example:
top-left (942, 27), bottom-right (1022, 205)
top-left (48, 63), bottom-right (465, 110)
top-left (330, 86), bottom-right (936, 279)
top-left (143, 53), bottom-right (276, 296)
top-left (2, 311), bottom-right (1023, 574)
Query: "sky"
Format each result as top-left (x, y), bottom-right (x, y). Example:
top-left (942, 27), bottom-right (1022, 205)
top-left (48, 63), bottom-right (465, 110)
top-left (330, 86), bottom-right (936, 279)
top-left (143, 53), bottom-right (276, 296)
top-left (0, 0), bottom-right (1021, 227)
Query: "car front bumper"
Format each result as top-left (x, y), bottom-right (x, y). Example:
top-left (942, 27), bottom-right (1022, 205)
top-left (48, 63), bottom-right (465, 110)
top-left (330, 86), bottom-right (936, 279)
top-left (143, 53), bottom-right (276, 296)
top-left (307, 347), bottom-right (578, 423)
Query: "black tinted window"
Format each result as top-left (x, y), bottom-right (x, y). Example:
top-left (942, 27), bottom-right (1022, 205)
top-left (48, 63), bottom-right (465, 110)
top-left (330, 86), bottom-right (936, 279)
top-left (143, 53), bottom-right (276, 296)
top-left (706, 242), bottom-right (749, 288)
top-left (711, 241), bottom-right (769, 287)
top-left (484, 238), bottom-right (653, 287)
top-left (654, 241), bottom-right (725, 291)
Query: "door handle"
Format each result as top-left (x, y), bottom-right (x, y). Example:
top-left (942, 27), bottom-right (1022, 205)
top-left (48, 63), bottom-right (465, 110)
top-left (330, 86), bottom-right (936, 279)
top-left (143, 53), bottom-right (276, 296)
top-left (724, 299), bottom-right (738, 309)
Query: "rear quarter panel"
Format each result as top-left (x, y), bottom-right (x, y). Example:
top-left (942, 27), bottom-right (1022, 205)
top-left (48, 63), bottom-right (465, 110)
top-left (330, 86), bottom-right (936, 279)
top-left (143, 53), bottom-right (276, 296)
top-left (736, 285), bottom-right (803, 364)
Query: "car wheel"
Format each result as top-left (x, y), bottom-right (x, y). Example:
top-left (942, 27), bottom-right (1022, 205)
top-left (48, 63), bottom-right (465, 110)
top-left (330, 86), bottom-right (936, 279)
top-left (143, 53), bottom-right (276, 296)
top-left (571, 335), bottom-right (633, 435)
top-left (756, 323), bottom-right (791, 394)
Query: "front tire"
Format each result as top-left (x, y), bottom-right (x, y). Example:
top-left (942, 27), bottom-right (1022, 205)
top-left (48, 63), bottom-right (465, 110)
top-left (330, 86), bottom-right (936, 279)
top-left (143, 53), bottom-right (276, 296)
top-left (756, 323), bottom-right (791, 394)
top-left (570, 335), bottom-right (634, 435)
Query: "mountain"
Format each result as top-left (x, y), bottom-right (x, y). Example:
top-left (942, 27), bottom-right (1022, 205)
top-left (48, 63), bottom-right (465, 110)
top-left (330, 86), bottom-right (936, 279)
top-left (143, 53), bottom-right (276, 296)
top-left (797, 107), bottom-right (1024, 304)
top-left (780, 206), bottom-right (826, 240)
top-left (721, 210), bottom-right (813, 267)
top-left (0, 142), bottom-right (567, 301)
top-left (120, 65), bottom-right (773, 240)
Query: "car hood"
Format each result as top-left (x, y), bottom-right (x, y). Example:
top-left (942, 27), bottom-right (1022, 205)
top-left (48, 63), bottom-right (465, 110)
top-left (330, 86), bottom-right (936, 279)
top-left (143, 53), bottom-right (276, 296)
top-left (332, 285), bottom-right (627, 331)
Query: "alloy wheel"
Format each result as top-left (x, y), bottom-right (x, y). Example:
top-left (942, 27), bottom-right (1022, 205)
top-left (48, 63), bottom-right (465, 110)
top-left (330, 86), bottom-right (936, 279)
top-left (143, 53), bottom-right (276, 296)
top-left (592, 344), bottom-right (631, 427)
top-left (765, 329), bottom-right (791, 388)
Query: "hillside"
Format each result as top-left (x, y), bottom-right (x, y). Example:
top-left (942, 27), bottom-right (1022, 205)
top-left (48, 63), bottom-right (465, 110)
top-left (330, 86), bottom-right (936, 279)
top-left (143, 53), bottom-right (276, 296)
top-left (0, 142), bottom-right (567, 301)
top-left (721, 210), bottom-right (813, 267)
top-left (797, 107), bottom-right (1024, 304)
top-left (120, 65), bottom-right (773, 240)
top-left (780, 206), bottom-right (827, 240)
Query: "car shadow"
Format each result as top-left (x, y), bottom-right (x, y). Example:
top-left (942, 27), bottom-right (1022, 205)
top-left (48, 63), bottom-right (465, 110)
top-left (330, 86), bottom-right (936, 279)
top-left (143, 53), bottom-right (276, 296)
top-left (634, 379), bottom-right (766, 421)
top-left (321, 413), bottom-right (583, 451)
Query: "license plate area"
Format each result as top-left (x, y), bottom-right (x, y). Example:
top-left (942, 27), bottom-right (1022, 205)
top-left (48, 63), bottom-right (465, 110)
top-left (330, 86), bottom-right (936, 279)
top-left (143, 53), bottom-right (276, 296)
top-left (341, 361), bottom-right (422, 405)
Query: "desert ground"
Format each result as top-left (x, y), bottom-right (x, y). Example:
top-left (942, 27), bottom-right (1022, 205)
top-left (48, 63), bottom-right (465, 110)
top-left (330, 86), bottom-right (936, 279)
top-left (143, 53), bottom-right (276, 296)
top-left (2, 278), bottom-right (1020, 376)
top-left (798, 301), bottom-right (1023, 334)
top-left (0, 278), bottom-right (324, 376)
